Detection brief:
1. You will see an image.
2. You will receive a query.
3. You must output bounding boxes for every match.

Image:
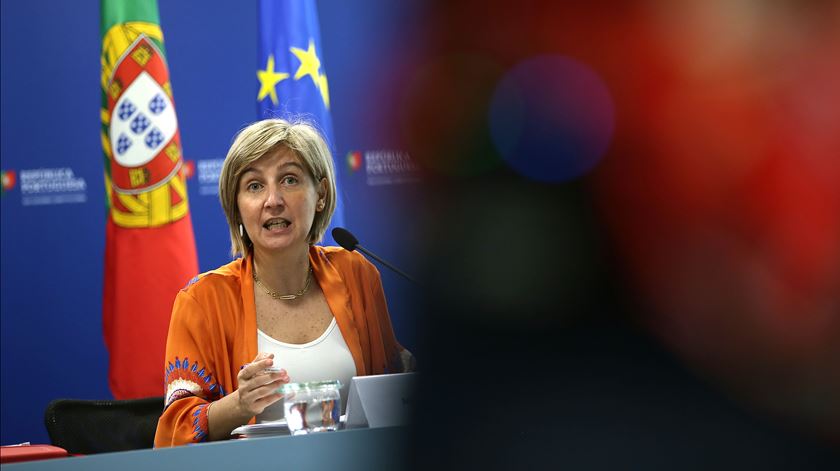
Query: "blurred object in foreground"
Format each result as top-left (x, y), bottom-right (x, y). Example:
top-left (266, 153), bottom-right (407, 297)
top-left (395, 0), bottom-right (840, 467)
top-left (489, 55), bottom-right (615, 182)
top-left (594, 0), bottom-right (840, 442)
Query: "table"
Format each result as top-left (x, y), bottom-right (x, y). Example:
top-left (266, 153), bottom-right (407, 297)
top-left (1, 427), bottom-right (408, 470)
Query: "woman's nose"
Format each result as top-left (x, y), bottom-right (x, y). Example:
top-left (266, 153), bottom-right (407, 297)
top-left (264, 185), bottom-right (284, 207)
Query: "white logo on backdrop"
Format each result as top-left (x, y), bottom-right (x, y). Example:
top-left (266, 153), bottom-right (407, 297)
top-left (365, 151), bottom-right (420, 186)
top-left (197, 159), bottom-right (225, 195)
top-left (19, 168), bottom-right (88, 206)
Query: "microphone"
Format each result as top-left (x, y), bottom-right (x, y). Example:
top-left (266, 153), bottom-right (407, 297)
top-left (332, 227), bottom-right (417, 284)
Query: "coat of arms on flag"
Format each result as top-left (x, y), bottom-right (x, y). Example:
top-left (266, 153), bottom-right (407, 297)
top-left (107, 36), bottom-right (180, 194)
top-left (101, 21), bottom-right (189, 229)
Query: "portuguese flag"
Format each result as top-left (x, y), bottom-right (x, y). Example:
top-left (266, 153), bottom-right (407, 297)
top-left (100, 0), bottom-right (198, 399)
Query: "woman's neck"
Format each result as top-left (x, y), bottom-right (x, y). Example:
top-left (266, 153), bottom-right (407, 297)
top-left (252, 244), bottom-right (311, 294)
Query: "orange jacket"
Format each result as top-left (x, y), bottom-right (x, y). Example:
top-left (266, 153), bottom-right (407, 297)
top-left (154, 246), bottom-right (404, 447)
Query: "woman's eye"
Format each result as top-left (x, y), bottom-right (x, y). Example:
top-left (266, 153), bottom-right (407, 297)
top-left (282, 176), bottom-right (299, 185)
top-left (246, 182), bottom-right (262, 191)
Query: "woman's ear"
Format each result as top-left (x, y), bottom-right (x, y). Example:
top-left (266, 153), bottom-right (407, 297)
top-left (316, 178), bottom-right (328, 211)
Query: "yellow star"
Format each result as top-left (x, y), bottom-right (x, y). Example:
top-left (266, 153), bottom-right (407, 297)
top-left (290, 39), bottom-right (322, 91)
top-left (317, 73), bottom-right (330, 109)
top-left (257, 54), bottom-right (289, 105)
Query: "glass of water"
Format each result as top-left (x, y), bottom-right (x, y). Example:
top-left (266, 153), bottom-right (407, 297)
top-left (280, 380), bottom-right (341, 435)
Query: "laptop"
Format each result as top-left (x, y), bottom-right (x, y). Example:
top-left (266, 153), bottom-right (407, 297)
top-left (344, 372), bottom-right (417, 429)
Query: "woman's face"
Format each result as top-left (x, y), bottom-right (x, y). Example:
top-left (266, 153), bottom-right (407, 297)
top-left (236, 146), bottom-right (326, 258)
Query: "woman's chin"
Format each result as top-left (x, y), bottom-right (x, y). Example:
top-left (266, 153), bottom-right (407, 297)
top-left (253, 235), bottom-right (307, 255)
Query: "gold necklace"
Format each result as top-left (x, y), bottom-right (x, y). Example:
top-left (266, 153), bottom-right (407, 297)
top-left (253, 267), bottom-right (313, 300)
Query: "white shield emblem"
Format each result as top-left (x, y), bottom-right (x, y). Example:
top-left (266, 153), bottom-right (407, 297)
top-left (110, 71), bottom-right (178, 168)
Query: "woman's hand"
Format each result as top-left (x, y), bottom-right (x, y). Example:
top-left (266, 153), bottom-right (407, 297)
top-left (205, 352), bottom-right (290, 440)
top-left (235, 352), bottom-right (290, 416)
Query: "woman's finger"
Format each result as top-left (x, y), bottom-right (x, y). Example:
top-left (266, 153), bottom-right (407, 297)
top-left (249, 377), bottom-right (288, 398)
top-left (240, 373), bottom-right (287, 399)
top-left (253, 352), bottom-right (274, 362)
top-left (238, 358), bottom-right (275, 381)
top-left (252, 392), bottom-right (284, 411)
top-left (239, 380), bottom-right (286, 415)
top-left (246, 370), bottom-right (287, 388)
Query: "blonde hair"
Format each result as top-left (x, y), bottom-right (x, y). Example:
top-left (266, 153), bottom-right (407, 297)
top-left (218, 119), bottom-right (337, 257)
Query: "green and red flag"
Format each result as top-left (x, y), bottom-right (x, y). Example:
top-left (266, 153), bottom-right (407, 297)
top-left (100, 0), bottom-right (198, 399)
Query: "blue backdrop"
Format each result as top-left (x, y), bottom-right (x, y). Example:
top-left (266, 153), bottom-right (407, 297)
top-left (1, 0), bottom-right (421, 445)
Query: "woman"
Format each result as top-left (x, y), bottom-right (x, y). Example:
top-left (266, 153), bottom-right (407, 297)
top-left (154, 119), bottom-right (411, 447)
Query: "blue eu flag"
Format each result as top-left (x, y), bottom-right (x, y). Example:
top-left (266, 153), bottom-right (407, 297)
top-left (257, 0), bottom-right (344, 243)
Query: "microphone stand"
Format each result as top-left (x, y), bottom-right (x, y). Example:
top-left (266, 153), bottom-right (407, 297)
top-left (355, 244), bottom-right (418, 285)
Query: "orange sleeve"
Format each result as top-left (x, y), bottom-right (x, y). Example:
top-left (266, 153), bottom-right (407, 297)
top-left (359, 255), bottom-right (404, 374)
top-left (153, 287), bottom-right (227, 447)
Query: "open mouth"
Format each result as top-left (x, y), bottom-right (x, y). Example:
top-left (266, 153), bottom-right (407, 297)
top-left (263, 218), bottom-right (291, 230)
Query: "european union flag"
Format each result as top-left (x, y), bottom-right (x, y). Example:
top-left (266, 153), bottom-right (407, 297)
top-left (257, 0), bottom-right (344, 242)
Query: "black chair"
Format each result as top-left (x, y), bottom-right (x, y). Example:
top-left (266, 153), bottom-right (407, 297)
top-left (44, 397), bottom-right (164, 454)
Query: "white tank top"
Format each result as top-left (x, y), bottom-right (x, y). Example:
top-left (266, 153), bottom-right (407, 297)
top-left (255, 318), bottom-right (357, 423)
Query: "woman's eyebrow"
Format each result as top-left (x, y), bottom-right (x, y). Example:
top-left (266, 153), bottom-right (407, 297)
top-left (278, 162), bottom-right (304, 171)
top-left (240, 166), bottom-right (259, 177)
top-left (241, 161), bottom-right (303, 178)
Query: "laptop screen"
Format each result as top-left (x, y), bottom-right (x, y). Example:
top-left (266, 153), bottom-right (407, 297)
top-left (345, 372), bottom-right (417, 429)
